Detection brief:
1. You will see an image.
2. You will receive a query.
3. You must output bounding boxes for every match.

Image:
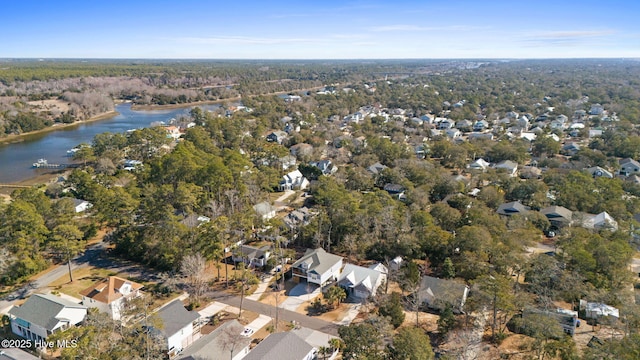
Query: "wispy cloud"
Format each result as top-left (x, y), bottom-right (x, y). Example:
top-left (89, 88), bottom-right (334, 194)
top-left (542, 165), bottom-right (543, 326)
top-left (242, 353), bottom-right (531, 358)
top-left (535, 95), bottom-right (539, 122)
top-left (522, 30), bottom-right (616, 47)
top-left (370, 24), bottom-right (489, 32)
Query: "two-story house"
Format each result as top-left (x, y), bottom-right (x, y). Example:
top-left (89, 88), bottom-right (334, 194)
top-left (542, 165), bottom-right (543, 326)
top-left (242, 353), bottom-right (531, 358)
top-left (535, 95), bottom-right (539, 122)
top-left (232, 244), bottom-right (272, 268)
top-left (157, 300), bottom-right (201, 358)
top-left (79, 276), bottom-right (144, 321)
top-left (291, 248), bottom-right (343, 288)
top-left (9, 294), bottom-right (87, 344)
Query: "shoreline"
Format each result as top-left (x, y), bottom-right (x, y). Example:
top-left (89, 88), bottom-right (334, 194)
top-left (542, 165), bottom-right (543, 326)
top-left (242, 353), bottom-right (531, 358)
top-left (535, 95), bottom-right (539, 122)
top-left (130, 98), bottom-right (241, 111)
top-left (0, 110), bottom-right (119, 145)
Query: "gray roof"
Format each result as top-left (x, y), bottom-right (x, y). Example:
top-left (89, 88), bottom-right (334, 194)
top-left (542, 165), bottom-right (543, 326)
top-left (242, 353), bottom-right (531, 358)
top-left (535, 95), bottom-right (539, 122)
top-left (292, 248), bottom-right (342, 276)
top-left (243, 332), bottom-right (314, 360)
top-left (338, 263), bottom-right (384, 294)
top-left (620, 158), bottom-right (640, 168)
top-left (233, 244), bottom-right (271, 260)
top-left (497, 201), bottom-right (529, 216)
top-left (157, 300), bottom-right (200, 337)
top-left (177, 320), bottom-right (250, 360)
top-left (540, 206), bottom-right (573, 222)
top-left (367, 162), bottom-right (388, 174)
top-left (9, 293), bottom-right (86, 331)
top-left (417, 276), bottom-right (468, 310)
top-left (495, 160), bottom-right (518, 171)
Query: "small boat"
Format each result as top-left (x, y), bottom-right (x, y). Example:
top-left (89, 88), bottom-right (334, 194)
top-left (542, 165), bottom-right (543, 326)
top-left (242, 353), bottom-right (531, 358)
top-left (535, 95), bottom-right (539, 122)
top-left (66, 148), bottom-right (80, 156)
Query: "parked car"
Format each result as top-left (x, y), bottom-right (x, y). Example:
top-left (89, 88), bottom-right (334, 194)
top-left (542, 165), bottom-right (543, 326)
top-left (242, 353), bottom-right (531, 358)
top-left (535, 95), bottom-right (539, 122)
top-left (241, 328), bottom-right (254, 337)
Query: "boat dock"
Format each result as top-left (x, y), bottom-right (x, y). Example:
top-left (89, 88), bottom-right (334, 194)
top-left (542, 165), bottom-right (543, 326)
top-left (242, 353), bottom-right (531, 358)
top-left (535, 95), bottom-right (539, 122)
top-left (32, 159), bottom-right (66, 169)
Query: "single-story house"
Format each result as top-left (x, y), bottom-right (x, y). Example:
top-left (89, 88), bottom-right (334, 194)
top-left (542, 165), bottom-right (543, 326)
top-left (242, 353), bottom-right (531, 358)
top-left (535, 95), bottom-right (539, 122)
top-left (587, 166), bottom-right (613, 179)
top-left (243, 331), bottom-right (316, 360)
top-left (157, 300), bottom-right (201, 358)
top-left (473, 120), bottom-right (489, 132)
top-left (80, 276), bottom-right (144, 321)
top-left (291, 248), bottom-right (343, 288)
top-left (468, 158), bottom-right (490, 172)
top-left (9, 294), bottom-right (87, 343)
top-left (232, 244), bottom-right (272, 268)
top-left (367, 162), bottom-right (388, 175)
top-left (497, 201), bottom-right (529, 216)
top-left (337, 263), bottom-right (387, 301)
top-left (177, 320), bottom-right (250, 360)
top-left (581, 300), bottom-right (619, 320)
top-left (540, 206), bottom-right (573, 228)
top-left (495, 160), bottom-right (518, 177)
top-left (562, 142), bottom-right (581, 156)
top-left (417, 276), bottom-right (469, 313)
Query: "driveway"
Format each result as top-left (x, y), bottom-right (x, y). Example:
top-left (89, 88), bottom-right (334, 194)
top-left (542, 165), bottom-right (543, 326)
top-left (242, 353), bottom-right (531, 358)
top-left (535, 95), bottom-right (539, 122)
top-left (280, 283), bottom-right (321, 311)
top-left (246, 314), bottom-right (272, 333)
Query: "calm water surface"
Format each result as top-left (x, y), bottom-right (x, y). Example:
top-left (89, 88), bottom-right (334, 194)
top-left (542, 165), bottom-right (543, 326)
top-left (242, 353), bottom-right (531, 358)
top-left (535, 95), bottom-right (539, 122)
top-left (0, 103), bottom-right (219, 183)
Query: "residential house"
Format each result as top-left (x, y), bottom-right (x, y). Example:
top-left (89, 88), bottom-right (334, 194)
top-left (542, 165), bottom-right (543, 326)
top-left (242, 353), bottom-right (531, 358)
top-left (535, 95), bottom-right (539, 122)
top-left (383, 183), bottom-right (406, 200)
top-left (580, 300), bottom-right (619, 320)
top-left (278, 155), bottom-right (297, 170)
top-left (79, 276), bottom-right (144, 321)
top-left (284, 207), bottom-right (313, 230)
top-left (420, 114), bottom-right (434, 124)
top-left (589, 104), bottom-right (604, 116)
top-left (232, 244), bottom-right (272, 268)
top-left (157, 300), bottom-right (201, 357)
top-left (587, 166), bottom-right (613, 179)
top-left (540, 206), bottom-right (573, 229)
top-left (253, 202), bottom-right (276, 220)
top-left (456, 119), bottom-right (473, 132)
top-left (562, 142), bottom-right (581, 156)
top-left (437, 119), bottom-right (455, 130)
top-left (445, 128), bottom-right (462, 140)
top-left (468, 132), bottom-right (494, 141)
top-left (519, 166), bottom-right (542, 179)
top-left (291, 327), bottom-right (339, 360)
top-left (291, 248), bottom-right (343, 288)
top-left (516, 117), bottom-right (530, 130)
top-left (417, 276), bottom-right (469, 313)
top-left (495, 160), bottom-right (518, 177)
top-left (410, 117), bottom-right (424, 126)
top-left (279, 170), bottom-right (309, 191)
top-left (520, 132), bottom-right (537, 142)
top-left (266, 131), bottom-right (288, 144)
top-left (521, 308), bottom-right (578, 336)
top-left (468, 158), bottom-right (490, 172)
top-left (337, 263), bottom-right (387, 301)
top-left (367, 162), bottom-right (388, 175)
top-left (9, 294), bottom-right (87, 343)
top-left (588, 129), bottom-right (603, 138)
top-left (588, 211), bottom-right (618, 231)
top-left (177, 320), bottom-right (250, 360)
top-left (284, 123), bottom-right (300, 134)
top-left (473, 120), bottom-right (489, 132)
top-left (243, 331), bottom-right (316, 360)
top-left (497, 201), bottom-right (529, 216)
top-left (620, 158), bottom-right (640, 176)
top-left (550, 120), bottom-right (566, 130)
top-left (71, 198), bottom-right (93, 213)
top-left (310, 160), bottom-right (337, 176)
top-left (164, 126), bottom-right (182, 140)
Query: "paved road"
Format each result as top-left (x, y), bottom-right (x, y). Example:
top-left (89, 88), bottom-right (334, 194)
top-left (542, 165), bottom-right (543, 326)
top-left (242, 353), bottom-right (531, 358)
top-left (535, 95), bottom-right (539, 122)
top-left (208, 290), bottom-right (340, 336)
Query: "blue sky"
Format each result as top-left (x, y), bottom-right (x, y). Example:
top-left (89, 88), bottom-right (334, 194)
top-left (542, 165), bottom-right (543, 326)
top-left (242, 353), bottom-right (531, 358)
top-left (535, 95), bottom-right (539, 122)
top-left (2, 0), bottom-right (639, 59)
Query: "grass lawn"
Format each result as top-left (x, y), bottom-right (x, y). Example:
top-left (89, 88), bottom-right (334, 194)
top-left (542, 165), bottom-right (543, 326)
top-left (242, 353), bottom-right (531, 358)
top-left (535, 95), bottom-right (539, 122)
top-left (49, 266), bottom-right (119, 299)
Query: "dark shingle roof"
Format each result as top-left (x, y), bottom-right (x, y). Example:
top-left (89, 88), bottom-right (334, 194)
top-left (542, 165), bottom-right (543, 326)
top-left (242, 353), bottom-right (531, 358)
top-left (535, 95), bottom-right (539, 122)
top-left (157, 300), bottom-right (200, 337)
top-left (497, 201), bottom-right (529, 216)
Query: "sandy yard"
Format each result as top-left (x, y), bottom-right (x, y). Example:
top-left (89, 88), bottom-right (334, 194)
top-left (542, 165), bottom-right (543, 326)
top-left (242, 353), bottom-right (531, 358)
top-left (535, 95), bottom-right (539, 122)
top-left (27, 99), bottom-right (71, 113)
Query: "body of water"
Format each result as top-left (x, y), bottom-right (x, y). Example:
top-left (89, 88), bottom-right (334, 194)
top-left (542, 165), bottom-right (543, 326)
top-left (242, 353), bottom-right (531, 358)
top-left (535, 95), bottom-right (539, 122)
top-left (0, 103), bottom-right (219, 183)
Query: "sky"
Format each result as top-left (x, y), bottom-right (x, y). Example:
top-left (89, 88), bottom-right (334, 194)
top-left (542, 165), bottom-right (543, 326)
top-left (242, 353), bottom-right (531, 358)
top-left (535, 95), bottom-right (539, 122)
top-left (2, 0), bottom-right (640, 59)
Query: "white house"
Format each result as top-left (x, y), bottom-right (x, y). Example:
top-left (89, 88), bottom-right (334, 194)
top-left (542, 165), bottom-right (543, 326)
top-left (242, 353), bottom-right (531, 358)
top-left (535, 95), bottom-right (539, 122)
top-left (310, 160), bottom-right (338, 176)
top-left (157, 300), bottom-right (201, 358)
top-left (495, 160), bottom-right (518, 177)
top-left (291, 248), bottom-right (343, 288)
top-left (79, 276), bottom-right (144, 321)
top-left (9, 294), bottom-right (87, 343)
top-left (337, 263), bottom-right (387, 301)
top-left (72, 198), bottom-right (93, 213)
top-left (468, 158), bottom-right (490, 172)
top-left (279, 170), bottom-right (310, 191)
top-left (232, 244), bottom-right (272, 268)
